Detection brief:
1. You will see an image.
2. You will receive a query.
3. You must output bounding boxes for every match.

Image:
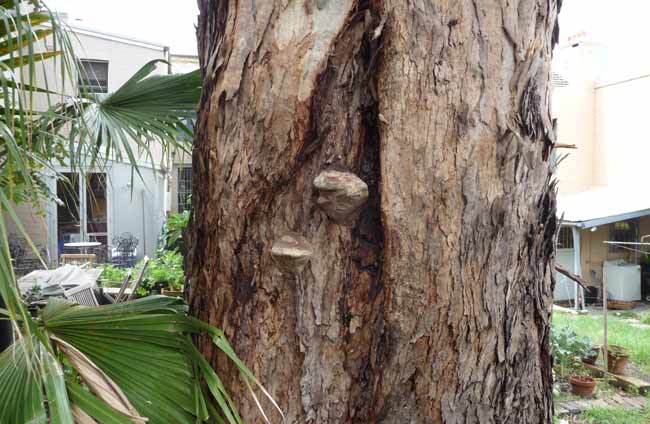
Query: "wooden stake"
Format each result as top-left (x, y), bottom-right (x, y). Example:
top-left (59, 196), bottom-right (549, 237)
top-left (603, 276), bottom-right (608, 382)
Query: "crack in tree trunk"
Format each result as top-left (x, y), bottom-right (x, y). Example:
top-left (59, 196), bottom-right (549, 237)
top-left (189, 1), bottom-right (560, 423)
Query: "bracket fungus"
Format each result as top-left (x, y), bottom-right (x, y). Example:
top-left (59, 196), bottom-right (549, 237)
top-left (270, 234), bottom-right (313, 274)
top-left (313, 170), bottom-right (369, 224)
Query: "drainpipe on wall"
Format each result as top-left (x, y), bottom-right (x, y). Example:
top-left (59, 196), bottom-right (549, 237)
top-left (141, 189), bottom-right (147, 258)
top-left (163, 45), bottom-right (173, 215)
top-left (163, 46), bottom-right (172, 75)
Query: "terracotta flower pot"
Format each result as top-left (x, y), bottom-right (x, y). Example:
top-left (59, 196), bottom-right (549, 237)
top-left (569, 374), bottom-right (597, 398)
top-left (581, 348), bottom-right (599, 365)
top-left (604, 345), bottom-right (630, 374)
top-left (161, 289), bottom-right (183, 297)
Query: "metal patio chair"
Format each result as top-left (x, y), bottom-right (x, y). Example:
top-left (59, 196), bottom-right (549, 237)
top-left (103, 269), bottom-right (132, 304)
top-left (64, 283), bottom-right (99, 307)
top-left (125, 256), bottom-right (150, 302)
top-left (111, 233), bottom-right (139, 267)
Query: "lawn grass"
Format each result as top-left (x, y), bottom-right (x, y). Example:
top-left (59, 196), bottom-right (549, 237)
top-left (580, 406), bottom-right (650, 424)
top-left (553, 312), bottom-right (650, 372)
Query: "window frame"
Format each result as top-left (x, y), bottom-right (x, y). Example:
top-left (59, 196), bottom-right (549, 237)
top-left (177, 166), bottom-right (192, 213)
top-left (78, 59), bottom-right (109, 94)
top-left (608, 219), bottom-right (639, 253)
top-left (557, 226), bottom-right (574, 250)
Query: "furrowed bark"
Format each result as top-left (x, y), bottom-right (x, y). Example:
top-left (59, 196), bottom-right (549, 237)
top-left (189, 1), bottom-right (560, 423)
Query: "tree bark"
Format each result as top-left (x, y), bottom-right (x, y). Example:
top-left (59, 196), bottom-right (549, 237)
top-left (189, 1), bottom-right (560, 423)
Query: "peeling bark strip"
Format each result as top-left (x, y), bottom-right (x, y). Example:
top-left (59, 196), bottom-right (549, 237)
top-left (189, 1), bottom-right (559, 423)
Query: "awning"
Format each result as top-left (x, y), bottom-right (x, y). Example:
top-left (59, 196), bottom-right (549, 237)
top-left (557, 185), bottom-right (650, 228)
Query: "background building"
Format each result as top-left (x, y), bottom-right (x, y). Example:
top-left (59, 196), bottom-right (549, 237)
top-left (553, 31), bottom-right (650, 304)
top-left (5, 22), bottom-right (198, 267)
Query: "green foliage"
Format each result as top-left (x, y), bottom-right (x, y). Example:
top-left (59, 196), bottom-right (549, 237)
top-left (162, 210), bottom-right (189, 252)
top-left (551, 325), bottom-right (592, 365)
top-left (0, 297), bottom-right (280, 423)
top-left (581, 406), bottom-right (650, 424)
top-left (0, 1), bottom-right (78, 207)
top-left (551, 325), bottom-right (592, 375)
top-left (613, 311), bottom-right (640, 320)
top-left (104, 251), bottom-right (186, 296)
top-left (97, 264), bottom-right (128, 288)
top-left (21, 283), bottom-right (42, 303)
top-left (554, 312), bottom-right (650, 373)
top-left (141, 250), bottom-right (185, 294)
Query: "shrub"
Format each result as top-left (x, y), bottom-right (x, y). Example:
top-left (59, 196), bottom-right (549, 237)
top-left (98, 264), bottom-right (128, 288)
top-left (162, 210), bottom-right (189, 253)
top-left (138, 251), bottom-right (185, 295)
top-left (551, 325), bottom-right (592, 376)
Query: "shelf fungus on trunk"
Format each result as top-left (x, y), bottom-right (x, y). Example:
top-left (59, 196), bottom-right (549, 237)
top-left (313, 170), bottom-right (369, 224)
top-left (270, 234), bottom-right (313, 274)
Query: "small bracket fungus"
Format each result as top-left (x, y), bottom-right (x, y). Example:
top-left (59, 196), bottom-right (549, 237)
top-left (270, 234), bottom-right (313, 274)
top-left (313, 170), bottom-right (369, 224)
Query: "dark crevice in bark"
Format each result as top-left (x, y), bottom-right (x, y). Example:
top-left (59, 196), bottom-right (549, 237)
top-left (342, 1), bottom-right (388, 421)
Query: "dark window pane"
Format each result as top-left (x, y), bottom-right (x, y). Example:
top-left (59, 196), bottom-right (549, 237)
top-left (79, 59), bottom-right (108, 94)
top-left (558, 226), bottom-right (574, 249)
top-left (609, 219), bottom-right (639, 252)
top-left (177, 166), bottom-right (192, 212)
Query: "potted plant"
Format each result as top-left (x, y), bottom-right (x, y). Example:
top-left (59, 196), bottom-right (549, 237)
top-left (161, 282), bottom-right (183, 297)
top-left (604, 344), bottom-right (630, 374)
top-left (551, 326), bottom-right (592, 378)
top-left (141, 251), bottom-right (185, 297)
top-left (581, 344), bottom-right (600, 365)
top-left (569, 371), bottom-right (597, 397)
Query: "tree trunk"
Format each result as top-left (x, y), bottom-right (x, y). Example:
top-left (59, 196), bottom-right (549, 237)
top-left (189, 1), bottom-right (560, 423)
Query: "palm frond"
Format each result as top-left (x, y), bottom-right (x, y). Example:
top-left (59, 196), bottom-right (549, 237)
top-left (0, 337), bottom-right (46, 423)
top-left (41, 297), bottom-right (267, 423)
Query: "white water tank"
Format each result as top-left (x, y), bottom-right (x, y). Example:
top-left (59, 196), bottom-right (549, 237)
top-left (603, 260), bottom-right (641, 301)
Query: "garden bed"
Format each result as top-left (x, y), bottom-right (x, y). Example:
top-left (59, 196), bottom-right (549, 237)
top-left (553, 310), bottom-right (650, 422)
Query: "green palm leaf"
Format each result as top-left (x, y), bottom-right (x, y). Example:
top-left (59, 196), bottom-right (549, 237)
top-left (39, 296), bottom-right (272, 423)
top-left (0, 338), bottom-right (46, 424)
top-left (3, 50), bottom-right (60, 68)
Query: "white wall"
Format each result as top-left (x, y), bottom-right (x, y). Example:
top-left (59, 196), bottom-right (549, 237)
top-left (552, 40), bottom-right (650, 195)
top-left (108, 163), bottom-right (166, 259)
top-left (594, 76), bottom-right (650, 187)
top-left (551, 42), bottom-right (604, 194)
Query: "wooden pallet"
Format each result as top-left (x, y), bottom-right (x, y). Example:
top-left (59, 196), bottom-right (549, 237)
top-left (607, 300), bottom-right (638, 310)
top-left (582, 363), bottom-right (650, 394)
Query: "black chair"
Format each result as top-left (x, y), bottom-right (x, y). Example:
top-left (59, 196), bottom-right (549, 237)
top-left (111, 233), bottom-right (139, 268)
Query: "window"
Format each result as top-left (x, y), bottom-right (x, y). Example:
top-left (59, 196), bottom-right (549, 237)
top-left (557, 226), bottom-right (574, 249)
top-left (609, 219), bottom-right (639, 252)
top-left (78, 59), bottom-right (108, 94)
top-left (177, 166), bottom-right (192, 212)
top-left (551, 71), bottom-right (569, 88)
